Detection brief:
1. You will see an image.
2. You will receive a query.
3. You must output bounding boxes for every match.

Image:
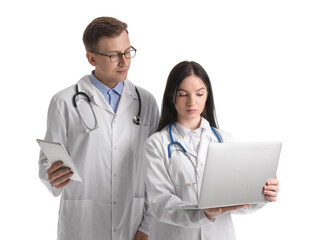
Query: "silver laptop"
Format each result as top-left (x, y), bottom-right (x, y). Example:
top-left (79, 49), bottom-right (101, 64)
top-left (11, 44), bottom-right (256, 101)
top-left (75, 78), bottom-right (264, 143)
top-left (171, 142), bottom-right (282, 210)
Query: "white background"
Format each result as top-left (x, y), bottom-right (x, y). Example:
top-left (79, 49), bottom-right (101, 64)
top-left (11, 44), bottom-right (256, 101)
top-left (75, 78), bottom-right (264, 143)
top-left (1, 0), bottom-right (312, 239)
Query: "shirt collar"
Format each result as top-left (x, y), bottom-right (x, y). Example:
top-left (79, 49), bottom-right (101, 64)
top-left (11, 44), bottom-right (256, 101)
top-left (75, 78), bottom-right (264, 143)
top-left (174, 117), bottom-right (210, 139)
top-left (89, 71), bottom-right (124, 96)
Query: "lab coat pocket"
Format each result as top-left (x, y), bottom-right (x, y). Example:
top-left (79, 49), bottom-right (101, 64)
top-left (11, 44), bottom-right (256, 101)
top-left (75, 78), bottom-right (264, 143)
top-left (168, 150), bottom-right (197, 197)
top-left (130, 197), bottom-right (144, 235)
top-left (58, 200), bottom-right (93, 240)
top-left (132, 124), bottom-right (149, 157)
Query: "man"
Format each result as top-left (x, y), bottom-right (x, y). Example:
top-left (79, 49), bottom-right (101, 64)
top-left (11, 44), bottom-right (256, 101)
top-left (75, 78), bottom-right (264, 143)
top-left (39, 17), bottom-right (159, 240)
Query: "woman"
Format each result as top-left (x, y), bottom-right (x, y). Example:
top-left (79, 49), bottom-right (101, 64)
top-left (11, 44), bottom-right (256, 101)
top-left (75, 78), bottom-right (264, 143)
top-left (144, 61), bottom-right (279, 240)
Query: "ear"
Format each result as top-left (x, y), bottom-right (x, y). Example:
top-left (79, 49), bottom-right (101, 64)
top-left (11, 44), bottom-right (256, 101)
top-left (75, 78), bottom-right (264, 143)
top-left (86, 52), bottom-right (97, 66)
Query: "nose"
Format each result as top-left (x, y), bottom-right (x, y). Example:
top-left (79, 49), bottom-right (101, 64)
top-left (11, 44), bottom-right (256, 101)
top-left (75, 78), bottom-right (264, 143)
top-left (187, 94), bottom-right (196, 106)
top-left (118, 54), bottom-right (128, 66)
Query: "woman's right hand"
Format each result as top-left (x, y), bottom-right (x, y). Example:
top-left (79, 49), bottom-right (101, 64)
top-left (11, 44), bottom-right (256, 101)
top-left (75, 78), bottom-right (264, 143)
top-left (203, 204), bottom-right (250, 221)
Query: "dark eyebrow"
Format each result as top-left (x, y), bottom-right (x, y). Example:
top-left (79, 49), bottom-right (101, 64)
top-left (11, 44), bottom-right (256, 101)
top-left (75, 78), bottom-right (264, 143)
top-left (177, 87), bottom-right (206, 92)
top-left (106, 46), bottom-right (132, 54)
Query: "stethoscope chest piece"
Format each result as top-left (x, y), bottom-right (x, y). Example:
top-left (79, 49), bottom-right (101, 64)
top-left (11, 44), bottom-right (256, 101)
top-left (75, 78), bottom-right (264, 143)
top-left (133, 116), bottom-right (141, 125)
top-left (72, 84), bottom-right (142, 130)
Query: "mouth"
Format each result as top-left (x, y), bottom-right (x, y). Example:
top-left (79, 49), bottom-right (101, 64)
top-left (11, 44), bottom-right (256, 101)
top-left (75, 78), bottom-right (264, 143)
top-left (187, 109), bottom-right (197, 114)
top-left (117, 69), bottom-right (128, 74)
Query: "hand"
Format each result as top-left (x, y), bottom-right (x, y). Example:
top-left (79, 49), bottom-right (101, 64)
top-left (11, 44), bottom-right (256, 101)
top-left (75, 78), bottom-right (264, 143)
top-left (134, 230), bottom-right (148, 240)
top-left (47, 161), bottom-right (73, 188)
top-left (203, 204), bottom-right (250, 221)
top-left (263, 176), bottom-right (280, 202)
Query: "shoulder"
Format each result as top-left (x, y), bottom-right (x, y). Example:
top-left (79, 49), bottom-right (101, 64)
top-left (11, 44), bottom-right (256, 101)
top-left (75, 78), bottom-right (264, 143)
top-left (146, 126), bottom-right (170, 145)
top-left (47, 85), bottom-right (76, 111)
top-left (144, 127), bottom-right (170, 158)
top-left (215, 128), bottom-right (235, 143)
top-left (52, 85), bottom-right (75, 100)
top-left (51, 75), bottom-right (90, 103)
top-left (125, 79), bottom-right (156, 102)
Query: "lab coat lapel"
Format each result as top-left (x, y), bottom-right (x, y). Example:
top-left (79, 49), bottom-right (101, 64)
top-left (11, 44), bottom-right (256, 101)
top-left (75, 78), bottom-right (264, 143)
top-left (197, 128), bottom-right (211, 161)
top-left (195, 127), bottom-right (211, 196)
top-left (77, 75), bottom-right (114, 113)
top-left (115, 80), bottom-right (136, 116)
top-left (171, 124), bottom-right (198, 158)
top-left (197, 118), bottom-right (215, 162)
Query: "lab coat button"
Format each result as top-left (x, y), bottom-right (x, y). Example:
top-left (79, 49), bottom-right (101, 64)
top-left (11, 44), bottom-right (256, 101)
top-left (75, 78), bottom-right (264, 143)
top-left (113, 229), bottom-right (116, 232)
top-left (113, 201), bottom-right (116, 204)
top-left (114, 146), bottom-right (117, 150)
top-left (114, 174), bottom-right (117, 177)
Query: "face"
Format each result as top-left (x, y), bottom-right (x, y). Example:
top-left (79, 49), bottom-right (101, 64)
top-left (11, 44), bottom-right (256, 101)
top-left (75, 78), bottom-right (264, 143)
top-left (86, 30), bottom-right (131, 88)
top-left (174, 75), bottom-right (208, 129)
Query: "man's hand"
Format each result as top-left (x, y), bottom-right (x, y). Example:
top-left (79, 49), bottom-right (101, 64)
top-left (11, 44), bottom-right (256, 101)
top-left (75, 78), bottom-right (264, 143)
top-left (47, 160), bottom-right (73, 188)
top-left (134, 230), bottom-right (148, 240)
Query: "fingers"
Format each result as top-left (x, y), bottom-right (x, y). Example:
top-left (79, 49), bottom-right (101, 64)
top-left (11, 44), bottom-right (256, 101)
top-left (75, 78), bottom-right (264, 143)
top-left (220, 204), bottom-right (250, 213)
top-left (204, 207), bottom-right (223, 215)
top-left (47, 161), bottom-right (64, 175)
top-left (204, 204), bottom-right (250, 221)
top-left (134, 231), bottom-right (148, 240)
top-left (266, 178), bottom-right (279, 186)
top-left (54, 178), bottom-right (72, 189)
top-left (47, 161), bottom-right (73, 189)
top-left (263, 187), bottom-right (278, 202)
top-left (264, 177), bottom-right (280, 202)
top-left (264, 184), bottom-right (280, 192)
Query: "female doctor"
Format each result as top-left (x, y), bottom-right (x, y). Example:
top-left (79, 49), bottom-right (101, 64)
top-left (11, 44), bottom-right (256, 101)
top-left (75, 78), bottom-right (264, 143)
top-left (144, 61), bottom-right (279, 240)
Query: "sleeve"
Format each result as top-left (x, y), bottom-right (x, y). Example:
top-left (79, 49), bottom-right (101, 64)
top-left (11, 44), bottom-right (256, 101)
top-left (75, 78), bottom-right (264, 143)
top-left (38, 96), bottom-right (68, 197)
top-left (137, 183), bottom-right (154, 235)
top-left (148, 94), bottom-right (160, 136)
top-left (138, 95), bottom-right (160, 235)
top-left (144, 137), bottom-right (212, 228)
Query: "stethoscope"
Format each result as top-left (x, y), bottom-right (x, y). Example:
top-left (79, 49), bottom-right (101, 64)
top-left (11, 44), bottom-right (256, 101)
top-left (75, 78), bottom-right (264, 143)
top-left (167, 122), bottom-right (222, 193)
top-left (167, 123), bottom-right (222, 158)
top-left (72, 84), bottom-right (142, 131)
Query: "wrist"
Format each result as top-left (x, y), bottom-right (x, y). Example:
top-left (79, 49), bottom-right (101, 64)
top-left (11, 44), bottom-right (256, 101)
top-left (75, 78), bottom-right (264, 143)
top-left (203, 210), bottom-right (216, 222)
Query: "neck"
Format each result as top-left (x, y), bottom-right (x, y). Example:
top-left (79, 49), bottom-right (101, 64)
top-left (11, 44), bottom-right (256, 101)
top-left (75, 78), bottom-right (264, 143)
top-left (176, 117), bottom-right (201, 130)
top-left (94, 71), bottom-right (119, 89)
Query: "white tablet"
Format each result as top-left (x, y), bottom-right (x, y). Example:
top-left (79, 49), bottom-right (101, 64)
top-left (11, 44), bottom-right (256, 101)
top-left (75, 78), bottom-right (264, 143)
top-left (37, 139), bottom-right (83, 182)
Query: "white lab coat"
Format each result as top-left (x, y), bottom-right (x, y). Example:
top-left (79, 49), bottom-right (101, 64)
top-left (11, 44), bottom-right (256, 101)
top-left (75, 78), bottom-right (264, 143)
top-left (144, 118), bottom-right (265, 240)
top-left (39, 75), bottom-right (159, 240)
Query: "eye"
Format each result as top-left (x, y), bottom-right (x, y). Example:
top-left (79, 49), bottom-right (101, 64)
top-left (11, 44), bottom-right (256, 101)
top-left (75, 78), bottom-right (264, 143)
top-left (177, 93), bottom-right (188, 97)
top-left (109, 53), bottom-right (119, 58)
top-left (196, 93), bottom-right (204, 96)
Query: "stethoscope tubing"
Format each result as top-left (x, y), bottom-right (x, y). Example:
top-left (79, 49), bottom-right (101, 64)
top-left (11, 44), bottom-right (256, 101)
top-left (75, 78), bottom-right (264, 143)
top-left (167, 122), bottom-right (222, 158)
top-left (72, 84), bottom-right (142, 131)
top-left (167, 122), bottom-right (223, 198)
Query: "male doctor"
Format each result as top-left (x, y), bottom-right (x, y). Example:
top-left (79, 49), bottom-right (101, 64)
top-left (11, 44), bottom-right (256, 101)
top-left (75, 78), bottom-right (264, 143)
top-left (38, 17), bottom-right (159, 240)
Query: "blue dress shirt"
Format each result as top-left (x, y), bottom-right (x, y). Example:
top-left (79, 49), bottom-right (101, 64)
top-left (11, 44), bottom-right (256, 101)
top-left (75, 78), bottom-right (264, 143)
top-left (89, 72), bottom-right (124, 113)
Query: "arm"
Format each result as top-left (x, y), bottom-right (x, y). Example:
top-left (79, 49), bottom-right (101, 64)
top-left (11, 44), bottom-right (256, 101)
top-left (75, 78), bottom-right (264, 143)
top-left (136, 96), bottom-right (160, 237)
top-left (38, 96), bottom-right (70, 196)
top-left (144, 137), bottom-right (212, 228)
top-left (148, 95), bottom-right (160, 137)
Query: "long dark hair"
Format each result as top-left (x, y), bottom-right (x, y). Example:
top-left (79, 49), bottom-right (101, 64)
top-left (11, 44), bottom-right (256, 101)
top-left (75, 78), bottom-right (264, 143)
top-left (157, 61), bottom-right (218, 131)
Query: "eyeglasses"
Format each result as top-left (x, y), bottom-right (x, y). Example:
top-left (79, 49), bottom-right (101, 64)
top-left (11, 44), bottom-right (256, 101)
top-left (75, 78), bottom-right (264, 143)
top-left (92, 47), bottom-right (137, 62)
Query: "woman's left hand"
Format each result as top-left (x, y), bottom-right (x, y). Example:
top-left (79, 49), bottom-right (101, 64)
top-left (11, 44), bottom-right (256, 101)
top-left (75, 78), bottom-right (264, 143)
top-left (263, 176), bottom-right (280, 202)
